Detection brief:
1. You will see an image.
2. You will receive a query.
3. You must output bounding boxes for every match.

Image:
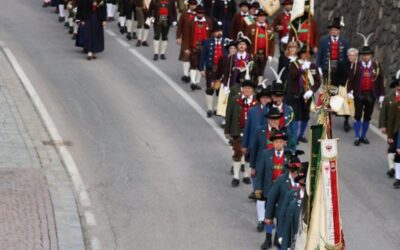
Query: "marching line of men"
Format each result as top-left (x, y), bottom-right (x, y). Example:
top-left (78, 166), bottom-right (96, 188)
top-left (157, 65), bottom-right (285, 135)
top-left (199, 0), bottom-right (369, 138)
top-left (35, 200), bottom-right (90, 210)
top-left (41, 0), bottom-right (400, 248)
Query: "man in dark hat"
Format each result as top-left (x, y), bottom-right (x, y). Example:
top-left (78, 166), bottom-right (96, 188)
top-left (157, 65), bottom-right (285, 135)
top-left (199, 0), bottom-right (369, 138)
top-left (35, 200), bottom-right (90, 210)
top-left (286, 44), bottom-right (320, 143)
top-left (279, 163), bottom-right (309, 250)
top-left (348, 34), bottom-right (384, 146)
top-left (269, 74), bottom-right (296, 150)
top-left (199, 20), bottom-right (229, 117)
top-left (254, 128), bottom-right (289, 249)
top-left (379, 70), bottom-right (400, 178)
top-left (264, 150), bottom-right (305, 248)
top-left (230, 1), bottom-right (250, 39)
top-left (213, 0), bottom-right (236, 37)
top-left (272, 0), bottom-right (293, 54)
top-left (221, 32), bottom-right (253, 96)
top-left (245, 9), bottom-right (275, 84)
top-left (245, 1), bottom-right (260, 27)
top-left (317, 17), bottom-right (350, 131)
top-left (176, 0), bottom-right (197, 83)
top-left (184, 5), bottom-right (212, 91)
top-left (225, 80), bottom-right (258, 187)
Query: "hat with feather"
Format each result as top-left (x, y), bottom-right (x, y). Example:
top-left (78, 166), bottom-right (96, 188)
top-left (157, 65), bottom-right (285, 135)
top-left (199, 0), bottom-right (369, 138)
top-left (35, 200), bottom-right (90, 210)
top-left (270, 66), bottom-right (286, 96)
top-left (357, 32), bottom-right (374, 55)
top-left (390, 69), bottom-right (400, 88)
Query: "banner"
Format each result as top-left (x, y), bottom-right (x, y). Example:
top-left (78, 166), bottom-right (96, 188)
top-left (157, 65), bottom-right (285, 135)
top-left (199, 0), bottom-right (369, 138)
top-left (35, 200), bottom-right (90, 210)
top-left (291, 0), bottom-right (315, 21)
top-left (306, 138), bottom-right (344, 250)
top-left (259, 0), bottom-right (281, 16)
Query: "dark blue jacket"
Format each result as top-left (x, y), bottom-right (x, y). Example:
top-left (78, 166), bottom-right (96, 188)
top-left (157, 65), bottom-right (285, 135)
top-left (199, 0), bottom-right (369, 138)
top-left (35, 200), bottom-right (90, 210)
top-left (317, 36), bottom-right (349, 72)
top-left (254, 148), bottom-right (288, 196)
top-left (242, 104), bottom-right (268, 150)
top-left (199, 37), bottom-right (229, 71)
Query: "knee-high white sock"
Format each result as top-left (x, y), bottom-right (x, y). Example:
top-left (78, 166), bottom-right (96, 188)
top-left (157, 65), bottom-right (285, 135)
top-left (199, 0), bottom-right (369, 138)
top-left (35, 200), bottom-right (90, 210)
top-left (142, 29), bottom-right (149, 41)
top-left (195, 70), bottom-right (201, 84)
top-left (233, 161), bottom-right (241, 180)
top-left (68, 17), bottom-right (73, 27)
top-left (107, 3), bottom-right (113, 17)
top-left (256, 200), bottom-right (266, 222)
top-left (58, 4), bottom-right (65, 17)
top-left (153, 40), bottom-right (160, 54)
top-left (243, 162), bottom-right (251, 178)
top-left (189, 69), bottom-right (197, 84)
top-left (395, 163), bottom-right (400, 180)
top-left (119, 16), bottom-right (126, 26)
top-left (205, 94), bottom-right (213, 111)
top-left (160, 41), bottom-right (168, 54)
top-left (73, 22), bottom-right (78, 34)
top-left (126, 19), bottom-right (132, 33)
top-left (136, 28), bottom-right (143, 40)
top-left (183, 62), bottom-right (190, 76)
top-left (132, 20), bottom-right (138, 32)
top-left (388, 153), bottom-right (395, 170)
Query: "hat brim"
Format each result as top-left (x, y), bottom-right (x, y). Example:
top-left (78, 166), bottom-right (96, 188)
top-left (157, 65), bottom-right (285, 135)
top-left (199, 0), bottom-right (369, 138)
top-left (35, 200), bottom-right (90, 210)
top-left (270, 135), bottom-right (288, 141)
top-left (328, 25), bottom-right (341, 29)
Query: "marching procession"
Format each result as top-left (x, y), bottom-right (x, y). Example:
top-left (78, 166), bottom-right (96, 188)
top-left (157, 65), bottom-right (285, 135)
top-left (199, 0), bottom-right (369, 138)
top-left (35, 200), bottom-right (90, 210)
top-left (41, 0), bottom-right (400, 249)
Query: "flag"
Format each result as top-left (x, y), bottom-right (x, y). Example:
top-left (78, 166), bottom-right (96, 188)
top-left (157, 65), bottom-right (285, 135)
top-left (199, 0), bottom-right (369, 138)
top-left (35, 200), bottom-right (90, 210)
top-left (291, 0), bottom-right (315, 21)
top-left (259, 0), bottom-right (281, 16)
top-left (306, 138), bottom-right (344, 250)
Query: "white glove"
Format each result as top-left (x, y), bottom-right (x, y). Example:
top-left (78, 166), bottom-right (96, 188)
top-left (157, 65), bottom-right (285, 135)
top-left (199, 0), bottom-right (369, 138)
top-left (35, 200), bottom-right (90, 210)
top-left (280, 35), bottom-right (289, 44)
top-left (303, 90), bottom-right (313, 99)
top-left (172, 21), bottom-right (177, 26)
top-left (267, 56), bottom-right (273, 64)
top-left (379, 96), bottom-right (385, 108)
top-left (347, 92), bottom-right (354, 100)
top-left (318, 67), bottom-right (323, 77)
top-left (301, 61), bottom-right (311, 70)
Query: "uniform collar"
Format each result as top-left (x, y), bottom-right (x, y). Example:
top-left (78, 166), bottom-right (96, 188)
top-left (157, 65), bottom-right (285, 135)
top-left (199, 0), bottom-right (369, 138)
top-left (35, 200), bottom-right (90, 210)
top-left (362, 60), bottom-right (372, 68)
top-left (194, 17), bottom-right (206, 22)
top-left (257, 22), bottom-right (266, 27)
top-left (237, 52), bottom-right (247, 59)
top-left (331, 36), bottom-right (339, 42)
top-left (289, 55), bottom-right (298, 62)
top-left (241, 11), bottom-right (249, 16)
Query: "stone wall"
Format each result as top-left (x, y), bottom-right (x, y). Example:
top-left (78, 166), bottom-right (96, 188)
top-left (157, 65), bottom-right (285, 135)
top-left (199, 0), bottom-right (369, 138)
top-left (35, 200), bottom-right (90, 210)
top-left (314, 0), bottom-right (400, 84)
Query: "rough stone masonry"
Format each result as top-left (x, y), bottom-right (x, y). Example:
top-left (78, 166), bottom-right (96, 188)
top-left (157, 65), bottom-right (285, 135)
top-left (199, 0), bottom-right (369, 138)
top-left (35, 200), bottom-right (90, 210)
top-left (314, 0), bottom-right (400, 85)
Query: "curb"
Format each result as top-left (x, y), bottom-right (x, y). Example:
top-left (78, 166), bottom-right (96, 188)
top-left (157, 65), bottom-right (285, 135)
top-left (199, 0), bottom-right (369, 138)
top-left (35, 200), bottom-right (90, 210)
top-left (0, 42), bottom-right (86, 250)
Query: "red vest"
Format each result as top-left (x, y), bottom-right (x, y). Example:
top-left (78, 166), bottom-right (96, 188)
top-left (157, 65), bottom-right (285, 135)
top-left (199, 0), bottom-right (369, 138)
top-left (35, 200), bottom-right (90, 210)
top-left (188, 13), bottom-right (195, 21)
top-left (281, 13), bottom-right (290, 37)
top-left (213, 42), bottom-right (223, 64)
top-left (330, 40), bottom-right (339, 60)
top-left (159, 0), bottom-right (169, 16)
top-left (272, 153), bottom-right (284, 181)
top-left (237, 97), bottom-right (257, 129)
top-left (193, 21), bottom-right (208, 48)
top-left (265, 129), bottom-right (274, 149)
top-left (361, 66), bottom-right (374, 92)
top-left (256, 26), bottom-right (267, 50)
top-left (298, 21), bottom-right (315, 48)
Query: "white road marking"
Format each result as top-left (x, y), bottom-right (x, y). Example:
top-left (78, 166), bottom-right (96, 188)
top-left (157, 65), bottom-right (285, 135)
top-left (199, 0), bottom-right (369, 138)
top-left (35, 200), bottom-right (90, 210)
top-left (0, 45), bottom-right (92, 208)
top-left (115, 37), bottom-right (130, 48)
top-left (104, 29), bottom-right (117, 37)
top-left (85, 211), bottom-right (97, 226)
top-left (127, 47), bottom-right (227, 144)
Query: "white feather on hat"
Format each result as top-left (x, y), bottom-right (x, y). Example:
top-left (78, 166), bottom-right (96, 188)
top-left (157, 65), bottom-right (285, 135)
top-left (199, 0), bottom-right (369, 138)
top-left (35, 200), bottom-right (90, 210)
top-left (357, 32), bottom-right (374, 46)
top-left (269, 66), bottom-right (286, 84)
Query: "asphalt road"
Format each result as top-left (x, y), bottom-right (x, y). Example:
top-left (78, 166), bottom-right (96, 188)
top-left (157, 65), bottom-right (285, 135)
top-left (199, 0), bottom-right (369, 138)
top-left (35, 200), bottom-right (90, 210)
top-left (1, 1), bottom-right (400, 249)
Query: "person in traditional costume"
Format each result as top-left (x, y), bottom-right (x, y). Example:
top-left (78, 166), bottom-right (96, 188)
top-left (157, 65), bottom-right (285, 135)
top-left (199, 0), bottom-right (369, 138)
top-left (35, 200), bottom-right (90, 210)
top-left (76, 0), bottom-right (107, 60)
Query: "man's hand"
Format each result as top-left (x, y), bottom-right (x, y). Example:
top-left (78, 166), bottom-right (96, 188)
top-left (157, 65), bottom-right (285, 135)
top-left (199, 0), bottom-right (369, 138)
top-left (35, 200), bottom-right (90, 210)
top-left (102, 21), bottom-right (106, 27)
top-left (255, 190), bottom-right (263, 200)
top-left (264, 219), bottom-right (273, 225)
top-left (397, 149), bottom-right (400, 155)
top-left (313, 47), bottom-right (318, 54)
top-left (303, 90), bottom-right (313, 100)
top-left (241, 147), bottom-right (247, 155)
top-left (267, 56), bottom-right (273, 64)
top-left (276, 25), bottom-right (283, 31)
top-left (388, 138), bottom-right (394, 144)
top-left (176, 38), bottom-right (182, 45)
top-left (251, 168), bottom-right (256, 177)
top-left (225, 134), bottom-right (231, 140)
top-left (184, 49), bottom-right (191, 55)
top-left (347, 92), bottom-right (354, 100)
top-left (380, 127), bottom-right (386, 134)
top-left (200, 71), bottom-right (206, 77)
top-left (301, 61), bottom-right (311, 70)
top-left (379, 96), bottom-right (385, 108)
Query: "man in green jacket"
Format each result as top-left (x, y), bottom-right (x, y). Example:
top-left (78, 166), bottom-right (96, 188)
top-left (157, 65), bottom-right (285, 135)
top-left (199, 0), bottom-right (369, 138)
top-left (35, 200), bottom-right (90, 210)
top-left (225, 79), bottom-right (258, 187)
top-left (379, 70), bottom-right (400, 178)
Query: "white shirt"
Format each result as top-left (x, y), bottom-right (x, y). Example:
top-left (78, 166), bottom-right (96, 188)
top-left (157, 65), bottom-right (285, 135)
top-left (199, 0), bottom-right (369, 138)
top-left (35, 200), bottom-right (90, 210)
top-left (289, 55), bottom-right (297, 62)
top-left (240, 11), bottom-right (249, 16)
top-left (257, 22), bottom-right (266, 27)
top-left (236, 52), bottom-right (247, 59)
top-left (275, 149), bottom-right (283, 158)
top-left (289, 174), bottom-right (298, 189)
top-left (362, 60), bottom-right (372, 68)
top-left (241, 95), bottom-right (253, 105)
top-left (194, 17), bottom-right (206, 22)
top-left (331, 36), bottom-right (340, 42)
